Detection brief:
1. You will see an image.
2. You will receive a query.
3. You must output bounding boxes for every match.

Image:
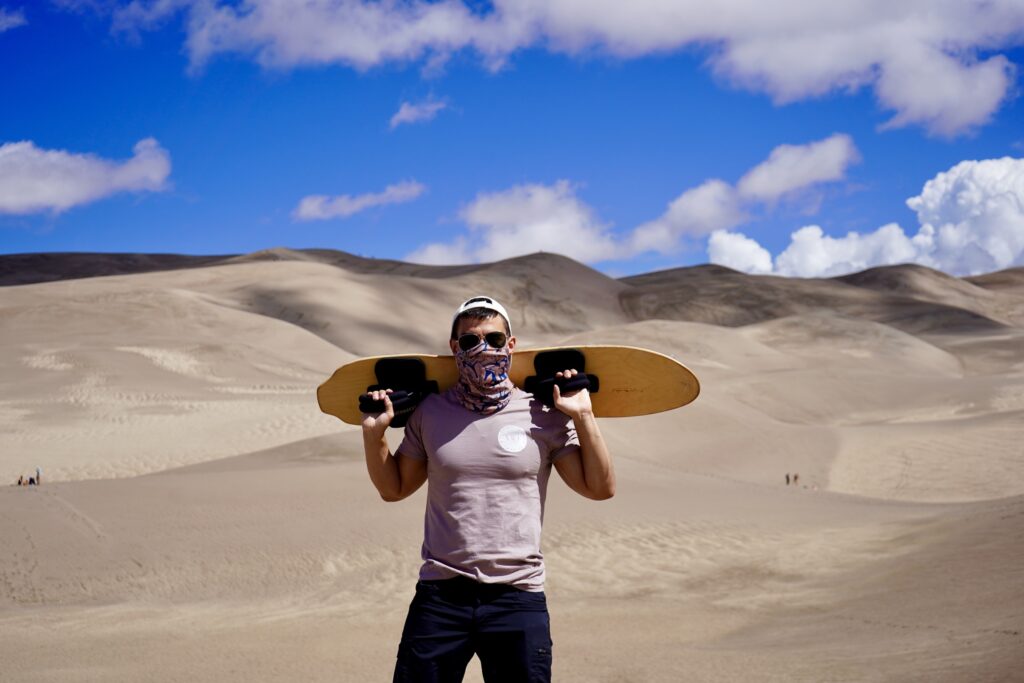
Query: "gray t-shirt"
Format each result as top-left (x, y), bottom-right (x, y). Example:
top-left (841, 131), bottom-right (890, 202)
top-left (397, 387), bottom-right (580, 591)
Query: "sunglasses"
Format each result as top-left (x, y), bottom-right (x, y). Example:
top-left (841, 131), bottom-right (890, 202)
top-left (457, 331), bottom-right (508, 351)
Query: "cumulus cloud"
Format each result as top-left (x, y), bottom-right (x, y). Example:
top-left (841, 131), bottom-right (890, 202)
top-left (406, 180), bottom-right (619, 264)
top-left (0, 138), bottom-right (171, 215)
top-left (907, 157), bottom-right (1024, 273)
top-left (390, 98), bottom-right (448, 129)
top-left (102, 0), bottom-right (1024, 135)
top-left (710, 157), bottom-right (1024, 277)
top-left (772, 224), bottom-right (922, 277)
top-left (0, 7), bottom-right (27, 32)
top-left (293, 180), bottom-right (425, 221)
top-left (707, 230), bottom-right (774, 274)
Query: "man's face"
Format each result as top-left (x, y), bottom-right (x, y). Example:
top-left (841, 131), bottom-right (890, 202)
top-left (449, 316), bottom-right (516, 355)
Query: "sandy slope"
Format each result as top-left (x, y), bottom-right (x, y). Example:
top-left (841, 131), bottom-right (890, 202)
top-left (1, 250), bottom-right (1022, 681)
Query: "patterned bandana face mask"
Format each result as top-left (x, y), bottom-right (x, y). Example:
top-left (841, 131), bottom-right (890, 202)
top-left (450, 337), bottom-right (514, 414)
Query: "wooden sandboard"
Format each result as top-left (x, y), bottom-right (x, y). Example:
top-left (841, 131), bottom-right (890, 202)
top-left (317, 345), bottom-right (700, 426)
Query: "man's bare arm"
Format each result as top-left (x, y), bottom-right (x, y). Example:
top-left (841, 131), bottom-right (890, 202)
top-left (551, 371), bottom-right (616, 501)
top-left (362, 390), bottom-right (427, 502)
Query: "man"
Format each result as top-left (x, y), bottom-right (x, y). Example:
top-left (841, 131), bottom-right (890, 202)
top-left (362, 295), bottom-right (615, 682)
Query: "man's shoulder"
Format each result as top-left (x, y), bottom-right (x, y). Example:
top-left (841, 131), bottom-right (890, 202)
top-left (411, 390), bottom-right (468, 424)
top-left (412, 391), bottom-right (449, 418)
top-left (504, 389), bottom-right (573, 429)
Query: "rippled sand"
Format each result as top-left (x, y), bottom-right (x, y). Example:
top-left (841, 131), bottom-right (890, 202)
top-left (2, 250), bottom-right (1022, 681)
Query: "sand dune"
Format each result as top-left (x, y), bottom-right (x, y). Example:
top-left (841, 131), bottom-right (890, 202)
top-left (1, 275), bottom-right (349, 481)
top-left (0, 251), bottom-right (233, 286)
top-left (621, 262), bottom-right (1017, 332)
top-left (966, 266), bottom-right (1024, 294)
top-left (1, 249), bottom-right (1022, 681)
top-left (838, 263), bottom-right (1007, 318)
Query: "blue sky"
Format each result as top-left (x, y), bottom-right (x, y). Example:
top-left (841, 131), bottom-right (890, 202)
top-left (2, 1), bottom-right (1023, 277)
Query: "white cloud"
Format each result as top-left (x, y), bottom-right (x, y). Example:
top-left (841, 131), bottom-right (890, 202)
top-left (175, 0), bottom-right (499, 73)
top-left (0, 138), bottom-right (171, 215)
top-left (409, 134), bottom-right (859, 264)
top-left (104, 1), bottom-right (1024, 135)
top-left (906, 157), bottom-right (1024, 273)
top-left (293, 180), bottom-right (426, 221)
top-left (711, 157), bottom-right (1024, 277)
top-left (874, 47), bottom-right (1013, 137)
top-left (406, 180), bottom-right (619, 264)
top-left (707, 230), bottom-right (773, 274)
top-left (404, 237), bottom-right (472, 265)
top-left (0, 7), bottom-right (27, 32)
top-left (404, 147), bottom-right (1021, 277)
top-left (700, 5), bottom-right (1022, 136)
top-left (629, 180), bottom-right (746, 254)
top-left (108, 0), bottom-right (190, 34)
top-left (390, 98), bottom-right (448, 129)
top-left (629, 134), bottom-right (858, 255)
top-left (737, 133), bottom-right (859, 202)
top-left (773, 223), bottom-right (920, 277)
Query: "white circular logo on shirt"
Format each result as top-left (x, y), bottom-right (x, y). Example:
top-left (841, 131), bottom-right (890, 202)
top-left (498, 425), bottom-right (529, 453)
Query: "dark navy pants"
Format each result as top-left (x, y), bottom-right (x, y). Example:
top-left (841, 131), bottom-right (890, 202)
top-left (393, 577), bottom-right (553, 682)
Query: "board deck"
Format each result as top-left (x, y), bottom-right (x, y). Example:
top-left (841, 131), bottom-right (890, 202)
top-left (317, 345), bottom-right (700, 425)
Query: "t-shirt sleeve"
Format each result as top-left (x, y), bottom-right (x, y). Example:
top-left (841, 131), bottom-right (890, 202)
top-left (549, 413), bottom-right (580, 463)
top-left (395, 402), bottom-right (427, 461)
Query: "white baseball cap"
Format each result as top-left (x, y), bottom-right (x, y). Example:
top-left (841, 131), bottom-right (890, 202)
top-left (452, 295), bottom-right (512, 335)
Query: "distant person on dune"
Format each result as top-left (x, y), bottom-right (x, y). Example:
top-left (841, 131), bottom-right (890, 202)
top-left (361, 296), bottom-right (615, 683)
top-left (786, 473), bottom-right (790, 485)
top-left (793, 473), bottom-right (799, 486)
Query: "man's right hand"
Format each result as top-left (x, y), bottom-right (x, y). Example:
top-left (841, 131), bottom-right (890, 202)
top-left (360, 388), bottom-right (426, 502)
top-left (361, 388), bottom-right (394, 436)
